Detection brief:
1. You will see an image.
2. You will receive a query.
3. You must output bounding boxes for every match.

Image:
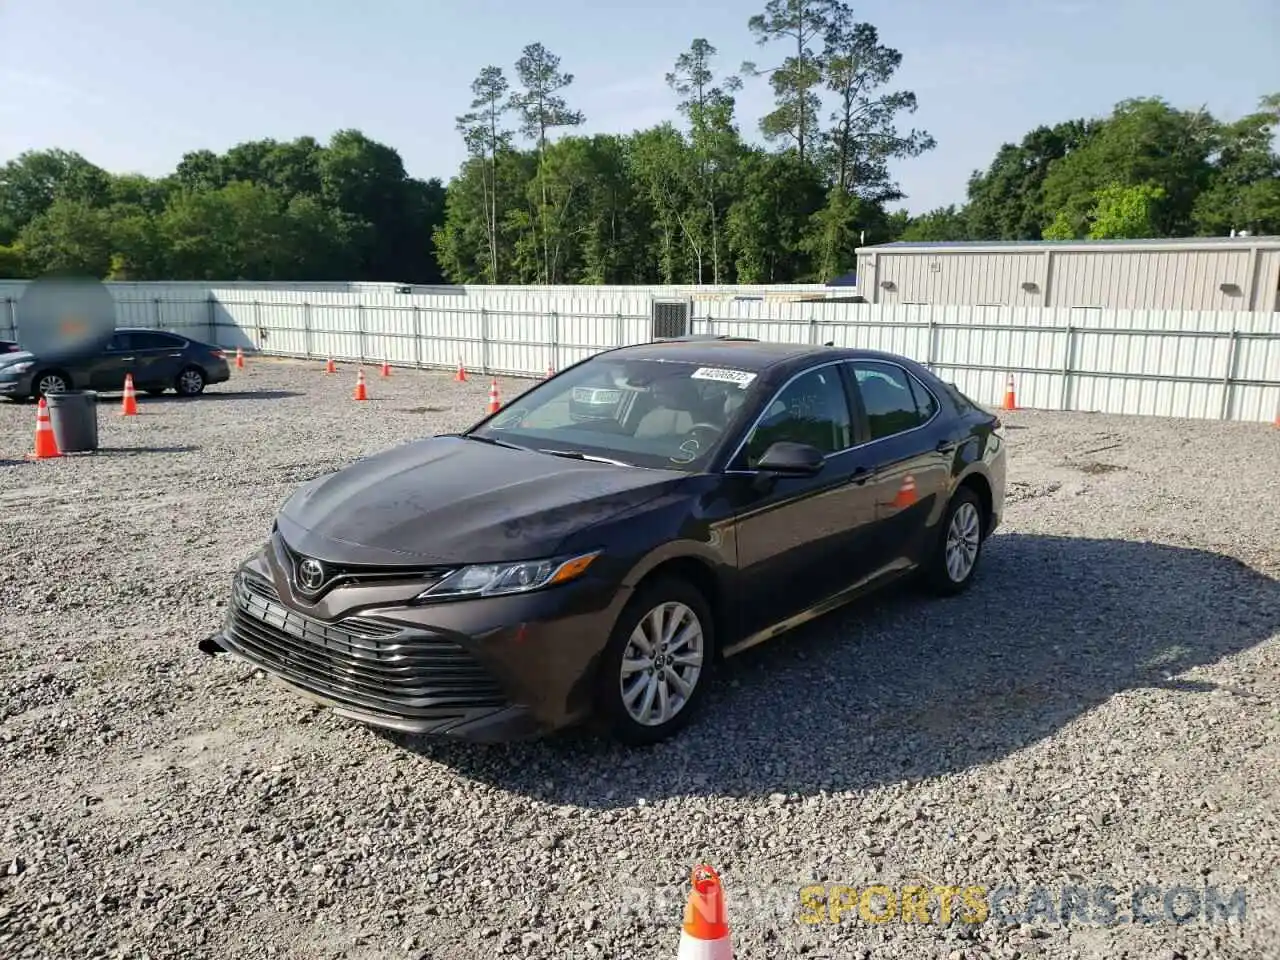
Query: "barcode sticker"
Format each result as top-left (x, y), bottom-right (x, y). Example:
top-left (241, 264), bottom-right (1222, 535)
top-left (690, 367), bottom-right (757, 389)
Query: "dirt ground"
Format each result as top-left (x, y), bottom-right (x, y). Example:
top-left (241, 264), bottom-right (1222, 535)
top-left (1, 357), bottom-right (1277, 960)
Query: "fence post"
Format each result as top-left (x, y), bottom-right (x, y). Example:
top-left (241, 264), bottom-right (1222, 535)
top-left (412, 305), bottom-right (422, 369)
top-left (252, 300), bottom-right (260, 351)
top-left (1060, 325), bottom-right (1075, 412)
top-left (808, 314), bottom-right (817, 345)
top-left (925, 316), bottom-right (937, 370)
top-left (357, 304), bottom-right (366, 363)
top-left (550, 310), bottom-right (559, 375)
top-left (153, 297), bottom-right (162, 330)
top-left (1219, 330), bottom-right (1240, 421)
top-left (303, 302), bottom-right (313, 359)
top-left (206, 295), bottom-right (217, 346)
top-left (615, 312), bottom-right (625, 348)
top-left (480, 307), bottom-right (490, 375)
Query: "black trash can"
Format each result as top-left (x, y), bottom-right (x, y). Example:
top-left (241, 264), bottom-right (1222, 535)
top-left (45, 390), bottom-right (100, 454)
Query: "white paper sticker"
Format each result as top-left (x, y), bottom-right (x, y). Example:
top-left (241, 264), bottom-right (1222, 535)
top-left (690, 366), bottom-right (757, 389)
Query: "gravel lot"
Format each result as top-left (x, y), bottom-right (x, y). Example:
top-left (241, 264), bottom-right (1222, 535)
top-left (1, 357), bottom-right (1278, 960)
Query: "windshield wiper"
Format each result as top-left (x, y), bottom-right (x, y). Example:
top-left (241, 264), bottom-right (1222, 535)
top-left (538, 448), bottom-right (632, 467)
top-left (455, 433), bottom-right (526, 451)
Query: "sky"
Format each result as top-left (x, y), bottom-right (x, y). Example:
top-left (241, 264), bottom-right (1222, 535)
top-left (1, 0), bottom-right (1277, 216)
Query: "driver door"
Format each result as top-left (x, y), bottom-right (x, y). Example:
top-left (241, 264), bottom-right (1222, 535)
top-left (725, 362), bottom-right (885, 641)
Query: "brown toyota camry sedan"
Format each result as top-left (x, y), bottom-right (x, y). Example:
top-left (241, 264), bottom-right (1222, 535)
top-left (202, 337), bottom-right (1006, 745)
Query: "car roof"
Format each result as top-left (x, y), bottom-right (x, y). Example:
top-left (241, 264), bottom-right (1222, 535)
top-left (606, 338), bottom-right (828, 371)
top-left (602, 338), bottom-right (924, 375)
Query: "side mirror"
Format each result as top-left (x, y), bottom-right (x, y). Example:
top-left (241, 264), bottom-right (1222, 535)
top-left (755, 440), bottom-right (825, 477)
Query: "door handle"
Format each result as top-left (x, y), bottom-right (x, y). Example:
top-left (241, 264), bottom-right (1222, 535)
top-left (936, 440), bottom-right (959, 455)
top-left (120, 356), bottom-right (135, 362)
top-left (168, 352), bottom-right (183, 357)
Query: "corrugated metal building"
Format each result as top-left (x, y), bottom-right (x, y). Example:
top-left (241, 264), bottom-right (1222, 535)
top-left (854, 236), bottom-right (1280, 312)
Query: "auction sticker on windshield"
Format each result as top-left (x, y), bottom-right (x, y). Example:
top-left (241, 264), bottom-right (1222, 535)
top-left (690, 367), bottom-right (757, 388)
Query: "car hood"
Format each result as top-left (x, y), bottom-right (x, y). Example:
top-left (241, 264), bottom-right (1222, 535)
top-left (275, 435), bottom-right (688, 565)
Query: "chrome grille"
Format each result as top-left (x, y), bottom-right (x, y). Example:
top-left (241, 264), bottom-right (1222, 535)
top-left (223, 570), bottom-right (508, 717)
top-left (275, 534), bottom-right (454, 596)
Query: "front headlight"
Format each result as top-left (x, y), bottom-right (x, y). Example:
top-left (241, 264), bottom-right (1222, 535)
top-left (2, 361), bottom-right (32, 374)
top-left (417, 550), bottom-right (601, 601)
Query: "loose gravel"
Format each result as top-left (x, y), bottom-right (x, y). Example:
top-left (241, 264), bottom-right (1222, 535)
top-left (1, 357), bottom-right (1278, 960)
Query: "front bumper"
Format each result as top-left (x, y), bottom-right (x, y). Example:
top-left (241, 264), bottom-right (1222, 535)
top-left (207, 547), bottom-right (630, 741)
top-left (0, 375), bottom-right (30, 397)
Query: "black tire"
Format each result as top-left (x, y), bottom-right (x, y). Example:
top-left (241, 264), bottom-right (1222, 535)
top-left (31, 369), bottom-right (71, 400)
top-left (174, 366), bottom-right (206, 396)
top-left (922, 486), bottom-right (987, 596)
top-left (594, 577), bottom-right (716, 746)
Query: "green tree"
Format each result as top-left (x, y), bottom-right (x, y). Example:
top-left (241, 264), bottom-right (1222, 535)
top-left (742, 0), bottom-right (832, 165)
top-left (819, 4), bottom-right (934, 202)
top-left (509, 43), bottom-right (585, 283)
top-left (1192, 93), bottom-right (1280, 236)
top-left (667, 39), bottom-right (745, 282)
top-left (457, 67), bottom-right (513, 282)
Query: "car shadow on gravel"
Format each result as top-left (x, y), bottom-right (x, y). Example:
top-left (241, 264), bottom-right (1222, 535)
top-left (382, 533), bottom-right (1280, 806)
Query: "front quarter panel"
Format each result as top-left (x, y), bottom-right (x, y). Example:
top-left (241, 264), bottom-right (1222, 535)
top-left (553, 474), bottom-right (740, 636)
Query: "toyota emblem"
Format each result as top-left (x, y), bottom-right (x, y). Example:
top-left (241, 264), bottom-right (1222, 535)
top-left (297, 558), bottom-right (325, 591)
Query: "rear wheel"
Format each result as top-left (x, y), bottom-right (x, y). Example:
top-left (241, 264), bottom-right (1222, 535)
top-left (922, 486), bottom-right (986, 595)
top-left (594, 577), bottom-right (714, 746)
top-left (175, 366), bottom-right (206, 396)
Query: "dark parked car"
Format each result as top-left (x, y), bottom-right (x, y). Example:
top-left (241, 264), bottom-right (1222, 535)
top-left (0, 327), bottom-right (231, 401)
top-left (204, 338), bottom-right (1007, 745)
top-left (0, 340), bottom-right (19, 354)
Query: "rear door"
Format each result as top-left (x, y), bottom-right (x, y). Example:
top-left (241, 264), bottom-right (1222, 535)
top-left (845, 359), bottom-right (951, 568)
top-left (725, 361), bottom-right (886, 640)
top-left (128, 331), bottom-right (187, 387)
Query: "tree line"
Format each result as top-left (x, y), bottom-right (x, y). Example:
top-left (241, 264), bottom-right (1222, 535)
top-left (1, 0), bottom-right (1276, 286)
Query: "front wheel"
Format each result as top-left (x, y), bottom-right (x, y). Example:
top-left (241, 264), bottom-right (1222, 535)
top-left (922, 486), bottom-right (986, 596)
top-left (594, 578), bottom-right (715, 746)
top-left (175, 366), bottom-right (206, 396)
top-left (33, 370), bottom-right (70, 399)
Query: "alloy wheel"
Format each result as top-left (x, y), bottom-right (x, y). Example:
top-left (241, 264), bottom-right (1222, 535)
top-left (619, 601), bottom-right (705, 727)
top-left (178, 369), bottom-right (204, 395)
top-left (945, 501), bottom-right (982, 582)
top-left (38, 374), bottom-right (67, 395)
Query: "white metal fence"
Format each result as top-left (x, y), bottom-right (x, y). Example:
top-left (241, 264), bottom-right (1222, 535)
top-left (2, 281), bottom-right (1278, 423)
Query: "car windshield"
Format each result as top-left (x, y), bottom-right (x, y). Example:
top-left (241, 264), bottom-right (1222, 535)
top-left (468, 355), bottom-right (760, 471)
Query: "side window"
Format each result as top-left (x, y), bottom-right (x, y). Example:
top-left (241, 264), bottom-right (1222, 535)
top-left (850, 361), bottom-right (935, 441)
top-left (741, 366), bottom-right (852, 466)
top-left (106, 333), bottom-right (132, 352)
top-left (133, 332), bottom-right (183, 350)
top-left (908, 375), bottom-right (938, 421)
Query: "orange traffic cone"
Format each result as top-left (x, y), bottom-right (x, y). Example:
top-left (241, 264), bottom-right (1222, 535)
top-left (235, 346), bottom-right (245, 369)
top-left (1003, 374), bottom-right (1017, 411)
top-left (676, 865), bottom-right (733, 960)
top-left (486, 379), bottom-right (501, 414)
top-left (380, 359), bottom-right (392, 378)
top-left (894, 474), bottom-right (918, 509)
top-left (26, 397), bottom-right (61, 460)
top-left (325, 357), bottom-right (336, 374)
top-left (354, 368), bottom-right (368, 401)
top-left (454, 357), bottom-right (467, 382)
top-left (120, 374), bottom-right (138, 416)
